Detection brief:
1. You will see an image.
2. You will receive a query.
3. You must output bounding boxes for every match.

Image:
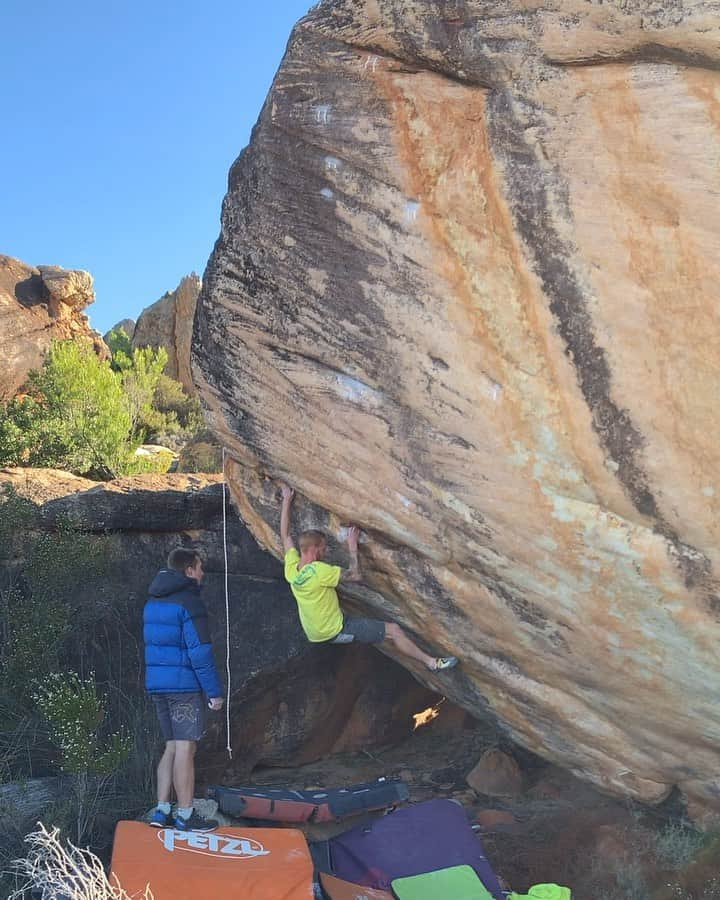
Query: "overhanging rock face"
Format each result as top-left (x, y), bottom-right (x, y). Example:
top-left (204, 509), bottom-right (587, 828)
top-left (193, 0), bottom-right (720, 813)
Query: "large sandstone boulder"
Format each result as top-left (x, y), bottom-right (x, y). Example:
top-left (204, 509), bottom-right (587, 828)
top-left (132, 274), bottom-right (201, 394)
top-left (0, 255), bottom-right (105, 399)
top-left (192, 0), bottom-right (720, 815)
top-left (0, 468), bottom-right (436, 779)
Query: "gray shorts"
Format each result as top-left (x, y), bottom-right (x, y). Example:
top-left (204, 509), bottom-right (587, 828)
top-left (152, 692), bottom-right (206, 742)
top-left (329, 615), bottom-right (386, 645)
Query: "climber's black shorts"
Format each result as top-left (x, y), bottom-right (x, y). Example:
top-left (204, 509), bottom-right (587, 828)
top-left (152, 692), bottom-right (206, 742)
top-left (329, 615), bottom-right (387, 645)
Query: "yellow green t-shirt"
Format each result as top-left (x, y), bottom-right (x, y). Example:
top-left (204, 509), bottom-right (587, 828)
top-left (284, 548), bottom-right (344, 642)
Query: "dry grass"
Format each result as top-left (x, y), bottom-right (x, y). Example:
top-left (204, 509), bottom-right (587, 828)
top-left (8, 822), bottom-right (153, 900)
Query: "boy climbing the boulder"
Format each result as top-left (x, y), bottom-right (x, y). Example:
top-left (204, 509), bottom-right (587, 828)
top-left (279, 484), bottom-right (458, 671)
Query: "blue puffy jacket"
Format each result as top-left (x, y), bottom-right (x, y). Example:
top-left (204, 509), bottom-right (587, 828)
top-left (143, 569), bottom-right (223, 698)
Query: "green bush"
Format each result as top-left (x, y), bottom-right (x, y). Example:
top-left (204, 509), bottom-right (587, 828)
top-left (0, 341), bottom-right (135, 478)
top-left (105, 327), bottom-right (133, 364)
top-left (111, 341), bottom-right (204, 448)
top-left (119, 345), bottom-right (168, 441)
top-left (153, 374), bottom-right (203, 432)
top-left (0, 339), bottom-right (188, 478)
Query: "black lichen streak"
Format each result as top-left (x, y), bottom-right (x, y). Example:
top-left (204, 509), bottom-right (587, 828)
top-left (553, 43), bottom-right (720, 73)
top-left (493, 580), bottom-right (548, 631)
top-left (486, 88), bottom-right (719, 603)
top-left (487, 89), bottom-right (657, 520)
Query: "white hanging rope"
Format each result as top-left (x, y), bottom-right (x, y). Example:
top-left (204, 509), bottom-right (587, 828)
top-left (221, 447), bottom-right (233, 759)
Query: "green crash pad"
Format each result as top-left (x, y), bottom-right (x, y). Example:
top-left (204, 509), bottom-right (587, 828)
top-left (509, 885), bottom-right (571, 900)
top-left (391, 864), bottom-right (494, 900)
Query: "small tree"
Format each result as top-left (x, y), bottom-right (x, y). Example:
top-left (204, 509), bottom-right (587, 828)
top-left (153, 374), bottom-right (203, 433)
top-left (112, 341), bottom-right (204, 446)
top-left (119, 346), bottom-right (169, 440)
top-left (105, 328), bottom-right (133, 368)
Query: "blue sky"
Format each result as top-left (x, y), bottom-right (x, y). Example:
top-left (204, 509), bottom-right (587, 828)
top-left (1, 1), bottom-right (314, 335)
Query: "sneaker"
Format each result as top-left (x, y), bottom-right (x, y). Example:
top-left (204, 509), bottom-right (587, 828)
top-left (173, 810), bottom-right (218, 832)
top-left (149, 808), bottom-right (171, 828)
top-left (431, 656), bottom-right (459, 671)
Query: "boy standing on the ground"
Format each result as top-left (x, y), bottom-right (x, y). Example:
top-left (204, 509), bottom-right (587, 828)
top-left (280, 484), bottom-right (458, 671)
top-left (143, 547), bottom-right (224, 832)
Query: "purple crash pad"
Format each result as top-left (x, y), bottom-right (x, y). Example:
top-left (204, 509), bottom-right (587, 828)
top-left (328, 799), bottom-right (504, 900)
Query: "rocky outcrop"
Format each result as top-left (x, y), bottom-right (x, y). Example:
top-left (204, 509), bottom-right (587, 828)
top-left (132, 274), bottom-right (200, 394)
top-left (0, 255), bottom-right (105, 399)
top-left (0, 468), bottom-right (437, 778)
top-left (467, 750), bottom-right (523, 799)
top-left (192, 0), bottom-right (720, 816)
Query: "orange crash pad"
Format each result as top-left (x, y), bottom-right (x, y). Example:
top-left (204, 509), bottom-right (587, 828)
top-left (110, 821), bottom-right (314, 899)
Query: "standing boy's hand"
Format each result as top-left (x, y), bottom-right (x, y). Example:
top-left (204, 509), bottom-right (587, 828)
top-left (280, 483), bottom-right (295, 504)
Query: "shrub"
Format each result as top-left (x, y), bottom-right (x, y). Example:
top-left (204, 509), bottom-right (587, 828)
top-left (0, 339), bottom-right (184, 477)
top-left (34, 672), bottom-right (131, 777)
top-left (0, 340), bottom-right (135, 478)
top-left (118, 346), bottom-right (168, 441)
top-left (3, 590), bottom-right (72, 689)
top-left (111, 342), bottom-right (203, 447)
top-left (105, 327), bottom-right (133, 365)
top-left (34, 672), bottom-right (132, 843)
top-left (153, 374), bottom-right (202, 433)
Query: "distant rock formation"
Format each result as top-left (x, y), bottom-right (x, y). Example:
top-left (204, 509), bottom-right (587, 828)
top-left (133, 274), bottom-right (200, 395)
top-left (104, 318), bottom-right (136, 343)
top-left (193, 0), bottom-right (720, 818)
top-left (0, 255), bottom-right (105, 399)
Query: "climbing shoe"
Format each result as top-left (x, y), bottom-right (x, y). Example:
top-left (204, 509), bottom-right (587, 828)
top-left (432, 656), bottom-right (459, 671)
top-left (149, 808), bottom-right (171, 828)
top-left (173, 810), bottom-right (218, 832)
